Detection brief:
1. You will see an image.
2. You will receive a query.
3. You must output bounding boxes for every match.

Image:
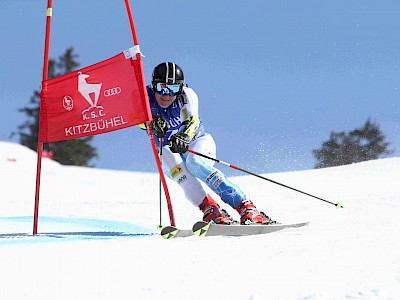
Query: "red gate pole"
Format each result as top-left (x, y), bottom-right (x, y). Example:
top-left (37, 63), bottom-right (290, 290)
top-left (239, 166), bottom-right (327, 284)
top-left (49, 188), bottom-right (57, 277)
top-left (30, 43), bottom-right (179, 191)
top-left (123, 0), bottom-right (176, 226)
top-left (33, 0), bottom-right (53, 235)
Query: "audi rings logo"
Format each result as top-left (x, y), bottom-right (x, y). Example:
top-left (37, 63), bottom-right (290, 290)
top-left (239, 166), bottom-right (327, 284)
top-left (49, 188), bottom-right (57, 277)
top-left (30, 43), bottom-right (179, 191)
top-left (104, 87), bottom-right (121, 97)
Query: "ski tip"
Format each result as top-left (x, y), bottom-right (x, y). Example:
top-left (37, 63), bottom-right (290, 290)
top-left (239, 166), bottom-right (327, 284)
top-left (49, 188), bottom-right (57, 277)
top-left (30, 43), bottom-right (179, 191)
top-left (160, 226), bottom-right (178, 239)
top-left (192, 221), bottom-right (211, 237)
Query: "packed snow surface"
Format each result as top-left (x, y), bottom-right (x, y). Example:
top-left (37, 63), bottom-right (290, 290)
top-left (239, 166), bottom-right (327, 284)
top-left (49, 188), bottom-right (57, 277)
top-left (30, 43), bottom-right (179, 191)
top-left (1, 141), bottom-right (399, 300)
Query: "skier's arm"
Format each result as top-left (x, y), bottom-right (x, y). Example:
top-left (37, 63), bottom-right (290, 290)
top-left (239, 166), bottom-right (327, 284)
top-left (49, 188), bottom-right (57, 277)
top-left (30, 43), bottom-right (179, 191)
top-left (178, 87), bottom-right (201, 140)
top-left (137, 115), bottom-right (168, 138)
top-left (180, 115), bottom-right (200, 140)
top-left (169, 115), bottom-right (199, 153)
top-left (138, 123), bottom-right (147, 130)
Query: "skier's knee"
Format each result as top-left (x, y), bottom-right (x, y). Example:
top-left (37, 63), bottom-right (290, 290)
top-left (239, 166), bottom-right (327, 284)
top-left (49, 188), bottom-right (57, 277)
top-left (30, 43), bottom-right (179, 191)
top-left (185, 155), bottom-right (202, 174)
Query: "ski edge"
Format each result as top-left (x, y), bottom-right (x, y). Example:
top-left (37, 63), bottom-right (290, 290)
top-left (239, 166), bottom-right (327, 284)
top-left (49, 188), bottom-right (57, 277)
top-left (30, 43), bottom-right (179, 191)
top-left (192, 221), bottom-right (310, 237)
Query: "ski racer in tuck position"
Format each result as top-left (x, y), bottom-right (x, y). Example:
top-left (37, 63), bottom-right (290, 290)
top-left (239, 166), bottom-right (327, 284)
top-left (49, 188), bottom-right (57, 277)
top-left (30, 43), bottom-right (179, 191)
top-left (141, 62), bottom-right (274, 225)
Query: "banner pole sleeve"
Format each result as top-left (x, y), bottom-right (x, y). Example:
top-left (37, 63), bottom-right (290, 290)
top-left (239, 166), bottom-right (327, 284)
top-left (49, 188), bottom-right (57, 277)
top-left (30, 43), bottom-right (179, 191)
top-left (33, 0), bottom-right (53, 235)
top-left (123, 0), bottom-right (176, 226)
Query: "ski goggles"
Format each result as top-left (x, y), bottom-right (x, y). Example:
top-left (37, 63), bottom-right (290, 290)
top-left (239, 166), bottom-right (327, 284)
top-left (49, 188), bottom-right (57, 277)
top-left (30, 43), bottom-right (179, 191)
top-left (154, 82), bottom-right (182, 96)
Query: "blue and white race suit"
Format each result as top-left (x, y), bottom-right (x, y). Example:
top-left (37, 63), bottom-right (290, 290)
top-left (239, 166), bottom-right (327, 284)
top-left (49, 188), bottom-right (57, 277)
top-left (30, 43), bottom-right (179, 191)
top-left (146, 85), bottom-right (247, 209)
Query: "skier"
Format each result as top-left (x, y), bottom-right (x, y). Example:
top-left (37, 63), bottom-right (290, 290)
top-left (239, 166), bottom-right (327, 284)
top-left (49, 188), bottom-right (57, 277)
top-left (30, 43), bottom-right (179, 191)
top-left (143, 62), bottom-right (273, 225)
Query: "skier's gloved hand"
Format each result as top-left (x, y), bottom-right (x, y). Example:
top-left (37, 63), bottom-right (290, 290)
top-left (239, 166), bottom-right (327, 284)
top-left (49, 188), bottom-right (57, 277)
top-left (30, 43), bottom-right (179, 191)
top-left (151, 115), bottom-right (168, 138)
top-left (169, 132), bottom-right (190, 153)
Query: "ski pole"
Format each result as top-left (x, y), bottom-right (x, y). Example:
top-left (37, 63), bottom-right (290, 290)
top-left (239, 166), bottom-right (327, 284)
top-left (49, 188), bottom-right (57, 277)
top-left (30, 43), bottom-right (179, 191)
top-left (187, 149), bottom-right (343, 208)
top-left (158, 138), bottom-right (163, 229)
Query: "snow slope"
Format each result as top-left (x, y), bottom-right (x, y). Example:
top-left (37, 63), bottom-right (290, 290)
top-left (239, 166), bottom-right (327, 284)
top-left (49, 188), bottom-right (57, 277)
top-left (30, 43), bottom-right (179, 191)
top-left (1, 141), bottom-right (400, 300)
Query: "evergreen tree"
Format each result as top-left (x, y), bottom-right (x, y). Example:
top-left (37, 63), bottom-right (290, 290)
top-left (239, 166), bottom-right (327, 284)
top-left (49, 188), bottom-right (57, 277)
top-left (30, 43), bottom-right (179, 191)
top-left (313, 118), bottom-right (392, 169)
top-left (16, 47), bottom-right (98, 167)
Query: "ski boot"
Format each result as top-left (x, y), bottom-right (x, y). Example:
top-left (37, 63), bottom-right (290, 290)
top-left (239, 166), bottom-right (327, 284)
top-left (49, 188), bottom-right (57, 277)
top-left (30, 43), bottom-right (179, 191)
top-left (235, 198), bottom-right (271, 225)
top-left (199, 195), bottom-right (232, 224)
top-left (260, 211), bottom-right (278, 225)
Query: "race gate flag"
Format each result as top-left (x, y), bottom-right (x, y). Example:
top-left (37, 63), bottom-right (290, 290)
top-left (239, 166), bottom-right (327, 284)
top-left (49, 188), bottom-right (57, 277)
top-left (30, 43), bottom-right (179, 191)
top-left (39, 47), bottom-right (150, 142)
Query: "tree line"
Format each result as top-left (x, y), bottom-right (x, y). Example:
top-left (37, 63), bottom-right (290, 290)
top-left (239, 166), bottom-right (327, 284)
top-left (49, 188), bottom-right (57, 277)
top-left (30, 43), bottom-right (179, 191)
top-left (16, 48), bottom-right (97, 167)
top-left (14, 48), bottom-right (394, 169)
top-left (312, 118), bottom-right (393, 168)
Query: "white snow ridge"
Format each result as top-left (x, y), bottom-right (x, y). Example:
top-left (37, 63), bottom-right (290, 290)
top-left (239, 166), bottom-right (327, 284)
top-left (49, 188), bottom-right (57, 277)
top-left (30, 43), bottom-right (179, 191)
top-left (1, 141), bottom-right (400, 300)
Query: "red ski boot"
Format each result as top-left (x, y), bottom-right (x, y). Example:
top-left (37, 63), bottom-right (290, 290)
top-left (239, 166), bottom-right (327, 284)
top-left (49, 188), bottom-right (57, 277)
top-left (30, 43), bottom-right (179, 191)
top-left (235, 199), bottom-right (270, 225)
top-left (199, 195), bottom-right (232, 224)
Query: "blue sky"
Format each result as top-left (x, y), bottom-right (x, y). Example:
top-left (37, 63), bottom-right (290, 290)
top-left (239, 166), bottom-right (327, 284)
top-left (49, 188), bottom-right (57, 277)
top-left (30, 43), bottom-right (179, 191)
top-left (1, 1), bottom-right (399, 175)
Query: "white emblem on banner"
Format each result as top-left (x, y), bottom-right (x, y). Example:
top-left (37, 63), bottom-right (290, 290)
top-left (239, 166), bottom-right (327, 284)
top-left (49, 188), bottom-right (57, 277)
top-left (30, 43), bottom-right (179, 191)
top-left (78, 72), bottom-right (103, 108)
top-left (78, 72), bottom-right (105, 120)
top-left (62, 95), bottom-right (74, 111)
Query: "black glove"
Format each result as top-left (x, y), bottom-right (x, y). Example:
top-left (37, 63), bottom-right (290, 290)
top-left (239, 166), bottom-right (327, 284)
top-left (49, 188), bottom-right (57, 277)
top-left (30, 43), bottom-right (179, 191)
top-left (151, 115), bottom-right (168, 138)
top-left (169, 132), bottom-right (190, 153)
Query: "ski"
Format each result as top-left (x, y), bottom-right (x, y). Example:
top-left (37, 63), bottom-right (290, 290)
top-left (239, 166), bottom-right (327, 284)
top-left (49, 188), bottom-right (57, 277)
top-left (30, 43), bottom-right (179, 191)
top-left (192, 221), bottom-right (309, 237)
top-left (160, 225), bottom-right (193, 239)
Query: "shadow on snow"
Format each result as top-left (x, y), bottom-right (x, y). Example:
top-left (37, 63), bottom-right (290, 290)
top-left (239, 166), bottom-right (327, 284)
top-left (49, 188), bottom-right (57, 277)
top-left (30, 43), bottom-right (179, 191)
top-left (0, 216), bottom-right (157, 245)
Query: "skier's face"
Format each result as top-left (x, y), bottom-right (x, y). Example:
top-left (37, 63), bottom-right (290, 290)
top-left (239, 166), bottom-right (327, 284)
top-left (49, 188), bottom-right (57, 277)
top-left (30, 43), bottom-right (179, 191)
top-left (154, 92), bottom-right (177, 108)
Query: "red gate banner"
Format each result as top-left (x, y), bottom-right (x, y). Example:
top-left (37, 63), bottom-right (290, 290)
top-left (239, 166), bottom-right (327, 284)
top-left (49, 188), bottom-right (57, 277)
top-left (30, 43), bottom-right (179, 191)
top-left (39, 48), bottom-right (150, 142)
